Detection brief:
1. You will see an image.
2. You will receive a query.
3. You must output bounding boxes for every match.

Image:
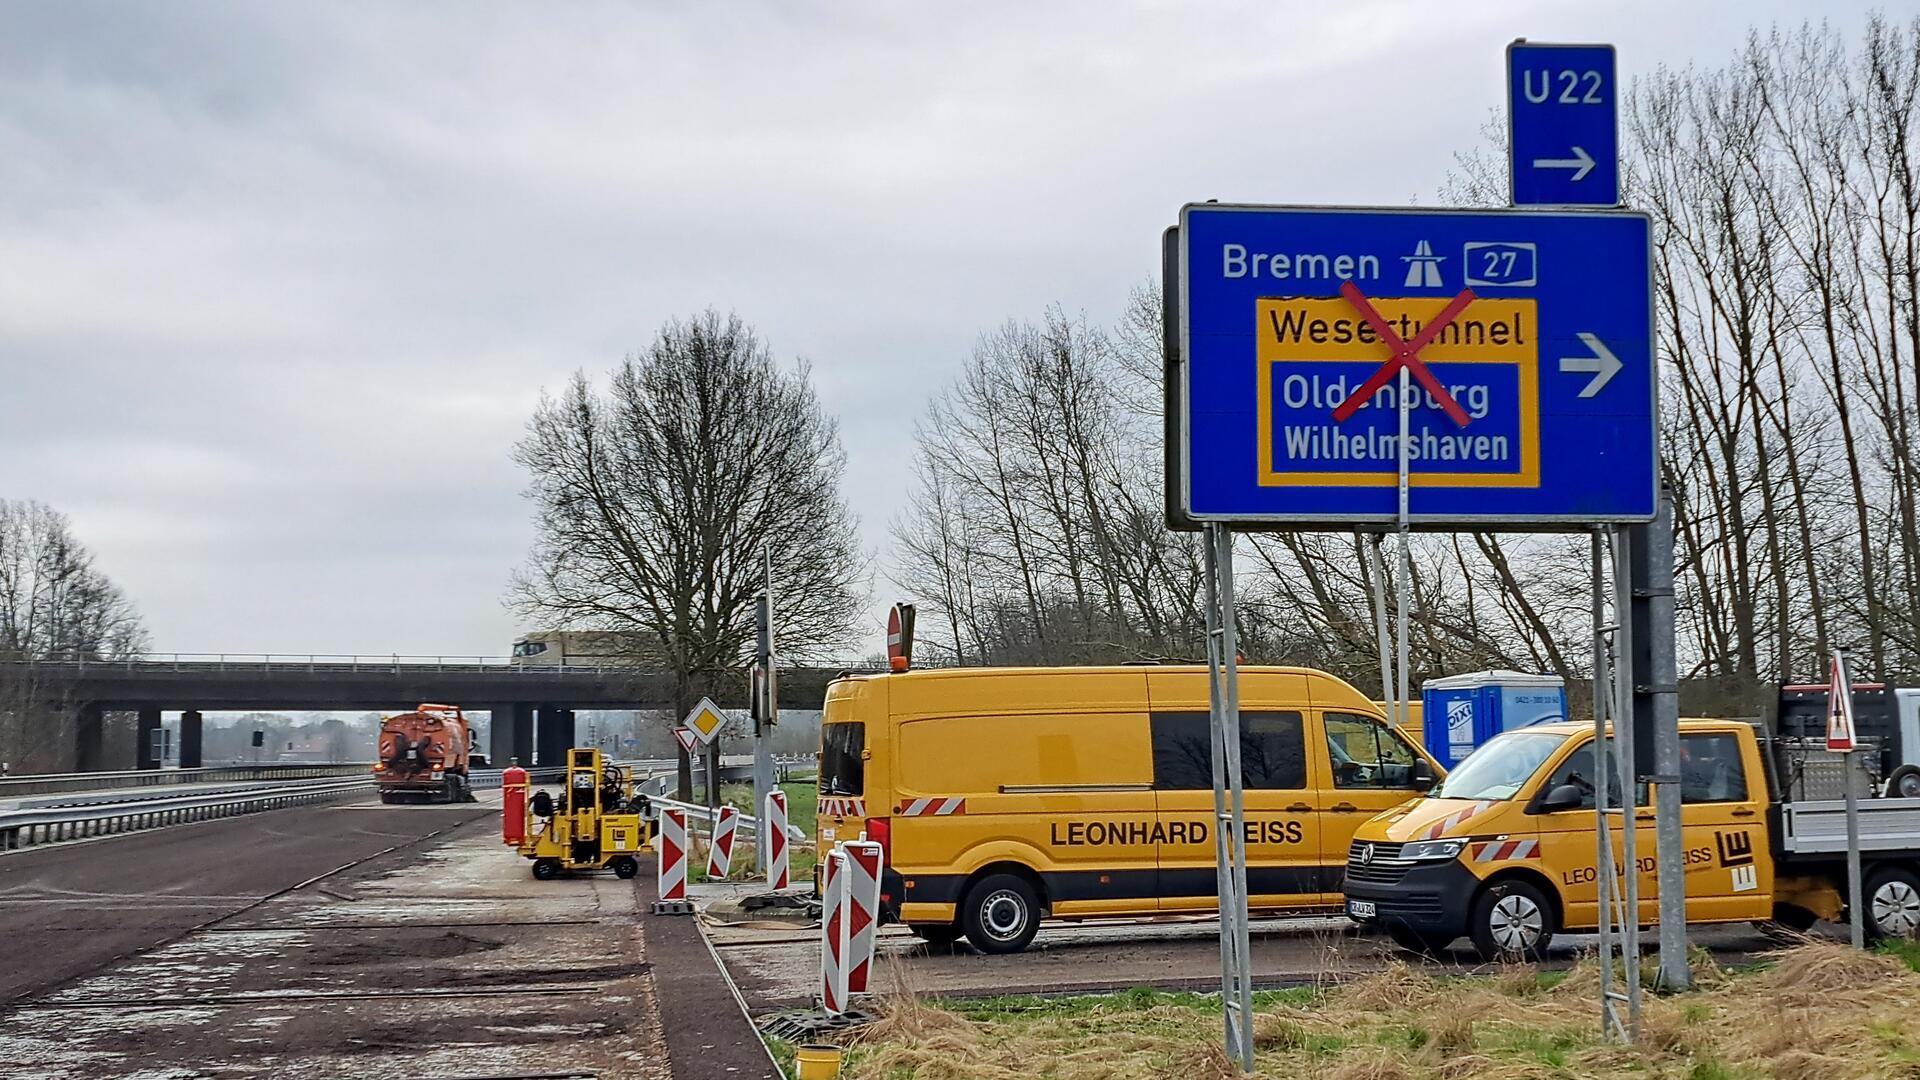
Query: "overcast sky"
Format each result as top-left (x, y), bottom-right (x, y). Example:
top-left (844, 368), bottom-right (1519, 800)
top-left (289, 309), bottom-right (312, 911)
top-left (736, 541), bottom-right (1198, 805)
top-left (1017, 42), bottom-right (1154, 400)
top-left (0, 1), bottom-right (1890, 659)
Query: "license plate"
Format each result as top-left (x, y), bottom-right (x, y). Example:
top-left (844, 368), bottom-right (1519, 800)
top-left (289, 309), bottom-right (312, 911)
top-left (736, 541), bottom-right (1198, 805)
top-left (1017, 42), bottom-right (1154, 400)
top-left (1347, 899), bottom-right (1377, 919)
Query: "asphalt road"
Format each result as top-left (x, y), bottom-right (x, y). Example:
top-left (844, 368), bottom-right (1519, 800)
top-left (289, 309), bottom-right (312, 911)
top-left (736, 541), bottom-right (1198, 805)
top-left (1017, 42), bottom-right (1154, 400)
top-left (0, 793), bottom-right (491, 1005)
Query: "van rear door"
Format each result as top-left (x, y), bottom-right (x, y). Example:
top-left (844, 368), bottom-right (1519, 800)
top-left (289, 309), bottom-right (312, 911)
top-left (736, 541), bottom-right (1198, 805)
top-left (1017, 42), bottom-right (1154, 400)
top-left (818, 719), bottom-right (867, 849)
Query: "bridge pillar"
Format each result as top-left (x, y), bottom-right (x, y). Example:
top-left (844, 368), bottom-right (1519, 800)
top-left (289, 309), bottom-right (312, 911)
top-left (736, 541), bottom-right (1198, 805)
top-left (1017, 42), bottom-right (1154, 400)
top-left (488, 704), bottom-right (531, 767)
top-left (536, 707), bottom-right (576, 766)
top-left (135, 707), bottom-right (163, 769)
top-left (75, 703), bottom-right (105, 772)
top-left (511, 703), bottom-right (534, 765)
top-left (179, 710), bottom-right (204, 768)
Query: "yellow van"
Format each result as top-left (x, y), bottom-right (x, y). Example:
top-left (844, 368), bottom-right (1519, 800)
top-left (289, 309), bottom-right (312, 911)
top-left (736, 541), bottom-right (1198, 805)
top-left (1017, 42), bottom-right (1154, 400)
top-left (815, 665), bottom-right (1443, 953)
top-left (1342, 718), bottom-right (1906, 960)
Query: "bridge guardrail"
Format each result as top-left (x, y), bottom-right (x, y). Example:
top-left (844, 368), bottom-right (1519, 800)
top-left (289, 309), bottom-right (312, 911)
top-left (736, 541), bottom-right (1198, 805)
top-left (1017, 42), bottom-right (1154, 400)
top-left (0, 762), bottom-right (373, 799)
top-left (9, 653), bottom-right (674, 674)
top-left (0, 777), bottom-right (374, 852)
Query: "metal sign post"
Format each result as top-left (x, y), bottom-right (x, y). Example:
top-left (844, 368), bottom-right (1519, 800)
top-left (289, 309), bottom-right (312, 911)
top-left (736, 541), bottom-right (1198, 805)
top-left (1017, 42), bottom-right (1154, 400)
top-left (753, 548), bottom-right (778, 877)
top-left (1201, 523), bottom-right (1255, 1074)
top-left (1609, 526), bottom-right (1642, 1036)
top-left (1589, 534), bottom-right (1629, 1042)
top-left (1829, 647), bottom-right (1865, 948)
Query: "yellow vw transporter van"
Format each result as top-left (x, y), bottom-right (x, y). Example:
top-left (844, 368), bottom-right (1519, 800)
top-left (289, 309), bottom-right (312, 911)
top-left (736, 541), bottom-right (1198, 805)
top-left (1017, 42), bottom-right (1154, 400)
top-left (815, 665), bottom-right (1442, 953)
top-left (1344, 719), bottom-right (1920, 961)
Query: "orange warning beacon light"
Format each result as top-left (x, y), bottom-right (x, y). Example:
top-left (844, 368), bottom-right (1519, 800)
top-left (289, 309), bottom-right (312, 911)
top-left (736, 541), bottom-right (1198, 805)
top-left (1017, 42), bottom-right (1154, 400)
top-left (887, 603), bottom-right (917, 673)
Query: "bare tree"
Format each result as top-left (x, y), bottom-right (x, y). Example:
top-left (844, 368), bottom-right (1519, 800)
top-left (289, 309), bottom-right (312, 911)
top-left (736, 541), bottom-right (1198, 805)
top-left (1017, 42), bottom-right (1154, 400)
top-left (0, 499), bottom-right (149, 771)
top-left (511, 310), bottom-right (865, 798)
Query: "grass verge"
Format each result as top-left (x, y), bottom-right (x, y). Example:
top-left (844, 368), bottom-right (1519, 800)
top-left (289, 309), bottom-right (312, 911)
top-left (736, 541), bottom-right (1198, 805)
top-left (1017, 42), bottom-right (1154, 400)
top-left (801, 941), bottom-right (1920, 1078)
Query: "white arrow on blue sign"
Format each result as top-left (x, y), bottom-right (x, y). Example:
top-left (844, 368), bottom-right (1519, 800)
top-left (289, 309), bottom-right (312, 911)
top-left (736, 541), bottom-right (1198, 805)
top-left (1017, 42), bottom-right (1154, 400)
top-left (1508, 41), bottom-right (1618, 206)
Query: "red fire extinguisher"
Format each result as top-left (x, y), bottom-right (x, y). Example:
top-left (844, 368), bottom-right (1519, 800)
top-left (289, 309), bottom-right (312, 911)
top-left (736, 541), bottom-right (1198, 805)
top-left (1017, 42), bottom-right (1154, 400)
top-left (502, 762), bottom-right (529, 845)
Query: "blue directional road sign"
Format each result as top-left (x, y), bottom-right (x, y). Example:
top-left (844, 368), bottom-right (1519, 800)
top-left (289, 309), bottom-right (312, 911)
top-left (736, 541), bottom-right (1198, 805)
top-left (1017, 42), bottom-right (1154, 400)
top-left (1175, 203), bottom-right (1653, 528)
top-left (1508, 42), bottom-right (1618, 206)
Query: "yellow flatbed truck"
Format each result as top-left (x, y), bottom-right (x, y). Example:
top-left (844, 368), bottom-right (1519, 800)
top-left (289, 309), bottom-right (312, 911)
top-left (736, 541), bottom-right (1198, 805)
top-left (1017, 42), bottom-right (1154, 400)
top-left (519, 747), bottom-right (654, 880)
top-left (1344, 718), bottom-right (1920, 959)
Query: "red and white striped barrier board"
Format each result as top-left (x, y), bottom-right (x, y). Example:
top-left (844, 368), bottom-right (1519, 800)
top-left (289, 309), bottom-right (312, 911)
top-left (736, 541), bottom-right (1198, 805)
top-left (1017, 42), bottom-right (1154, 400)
top-left (1422, 799), bottom-right (1496, 840)
top-left (819, 839), bottom-right (885, 1014)
top-left (818, 796), bottom-right (866, 819)
top-left (707, 804), bottom-right (739, 879)
top-left (657, 808), bottom-right (688, 902)
top-left (1471, 838), bottom-right (1541, 862)
top-left (765, 790), bottom-right (790, 889)
top-left (841, 840), bottom-right (883, 995)
top-left (820, 846), bottom-right (849, 1013)
top-left (896, 796), bottom-right (966, 817)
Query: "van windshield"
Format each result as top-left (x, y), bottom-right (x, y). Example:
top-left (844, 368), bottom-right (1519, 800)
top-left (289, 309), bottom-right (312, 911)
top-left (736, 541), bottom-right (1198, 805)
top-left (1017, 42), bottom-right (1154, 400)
top-left (1431, 730), bottom-right (1569, 801)
top-left (820, 722), bottom-right (864, 796)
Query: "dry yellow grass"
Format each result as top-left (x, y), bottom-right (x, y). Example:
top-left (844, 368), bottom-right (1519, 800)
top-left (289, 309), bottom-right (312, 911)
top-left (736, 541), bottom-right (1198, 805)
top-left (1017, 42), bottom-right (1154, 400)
top-left (826, 942), bottom-right (1920, 1079)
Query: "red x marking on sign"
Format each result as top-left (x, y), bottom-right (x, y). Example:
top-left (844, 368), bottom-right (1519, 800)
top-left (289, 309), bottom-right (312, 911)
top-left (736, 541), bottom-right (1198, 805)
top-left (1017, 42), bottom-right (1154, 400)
top-left (1331, 282), bottom-right (1476, 427)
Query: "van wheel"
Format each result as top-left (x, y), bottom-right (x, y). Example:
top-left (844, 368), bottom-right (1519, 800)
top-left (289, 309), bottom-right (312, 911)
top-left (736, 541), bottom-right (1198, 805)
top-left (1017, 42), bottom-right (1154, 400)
top-left (1864, 866), bottom-right (1920, 941)
top-left (961, 874), bottom-right (1041, 954)
top-left (1470, 880), bottom-right (1554, 962)
top-left (1889, 767), bottom-right (1920, 800)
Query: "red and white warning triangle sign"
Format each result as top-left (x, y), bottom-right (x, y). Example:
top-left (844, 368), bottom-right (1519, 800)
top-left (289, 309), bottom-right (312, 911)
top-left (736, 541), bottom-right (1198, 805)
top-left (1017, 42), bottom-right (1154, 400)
top-left (672, 726), bottom-right (699, 755)
top-left (1826, 653), bottom-right (1857, 752)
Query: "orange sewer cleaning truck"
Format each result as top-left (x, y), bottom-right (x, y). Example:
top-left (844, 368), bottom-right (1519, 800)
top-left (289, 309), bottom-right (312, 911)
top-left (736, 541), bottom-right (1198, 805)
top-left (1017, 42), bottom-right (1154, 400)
top-left (375, 703), bottom-right (477, 804)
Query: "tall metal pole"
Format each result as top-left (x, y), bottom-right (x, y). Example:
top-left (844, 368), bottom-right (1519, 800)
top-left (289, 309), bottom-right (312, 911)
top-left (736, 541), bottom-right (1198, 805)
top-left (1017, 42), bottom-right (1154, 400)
top-left (1202, 524), bottom-right (1254, 1073)
top-left (1590, 532), bottom-right (1626, 1041)
top-left (1838, 646), bottom-right (1866, 948)
top-left (1610, 527), bottom-right (1642, 1037)
top-left (1369, 534), bottom-right (1395, 727)
top-left (1394, 368), bottom-right (1412, 734)
top-left (754, 547), bottom-right (777, 876)
top-left (1637, 484), bottom-right (1689, 989)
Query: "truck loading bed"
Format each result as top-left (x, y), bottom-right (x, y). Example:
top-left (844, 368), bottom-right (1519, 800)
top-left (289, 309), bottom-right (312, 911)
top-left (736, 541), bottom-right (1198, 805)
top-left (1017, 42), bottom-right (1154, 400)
top-left (1778, 797), bottom-right (1920, 855)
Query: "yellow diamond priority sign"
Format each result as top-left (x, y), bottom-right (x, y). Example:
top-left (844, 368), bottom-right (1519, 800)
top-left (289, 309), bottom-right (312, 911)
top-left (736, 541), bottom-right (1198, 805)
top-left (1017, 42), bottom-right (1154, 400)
top-left (684, 697), bottom-right (728, 745)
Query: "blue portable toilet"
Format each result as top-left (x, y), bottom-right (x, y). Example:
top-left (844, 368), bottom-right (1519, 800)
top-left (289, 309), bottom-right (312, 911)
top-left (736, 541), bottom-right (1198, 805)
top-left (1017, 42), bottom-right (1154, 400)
top-left (1421, 670), bottom-right (1569, 770)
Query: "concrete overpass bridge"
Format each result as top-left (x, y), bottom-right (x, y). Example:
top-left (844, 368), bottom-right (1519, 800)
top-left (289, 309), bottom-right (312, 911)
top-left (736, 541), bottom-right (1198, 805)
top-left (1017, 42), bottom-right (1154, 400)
top-left (4, 655), bottom-right (849, 772)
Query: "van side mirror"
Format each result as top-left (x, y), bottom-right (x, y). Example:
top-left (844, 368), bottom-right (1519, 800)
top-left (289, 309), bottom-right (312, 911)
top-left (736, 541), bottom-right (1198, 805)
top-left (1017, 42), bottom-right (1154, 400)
top-left (1537, 783), bottom-right (1585, 813)
top-left (1411, 762), bottom-right (1436, 792)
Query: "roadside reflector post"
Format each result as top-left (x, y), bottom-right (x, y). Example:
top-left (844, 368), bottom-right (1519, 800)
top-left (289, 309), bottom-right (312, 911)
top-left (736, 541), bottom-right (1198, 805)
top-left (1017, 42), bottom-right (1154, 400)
top-left (708, 804), bottom-right (739, 880)
top-left (765, 790), bottom-right (790, 889)
top-left (653, 807), bottom-right (691, 915)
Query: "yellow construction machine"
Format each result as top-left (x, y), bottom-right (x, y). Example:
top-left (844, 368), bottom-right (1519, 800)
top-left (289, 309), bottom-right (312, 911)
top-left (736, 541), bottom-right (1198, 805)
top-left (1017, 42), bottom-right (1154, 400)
top-left (514, 747), bottom-right (654, 880)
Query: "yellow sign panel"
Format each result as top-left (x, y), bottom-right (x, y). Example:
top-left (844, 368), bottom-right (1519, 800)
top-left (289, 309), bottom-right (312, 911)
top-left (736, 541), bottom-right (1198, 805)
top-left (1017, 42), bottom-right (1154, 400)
top-left (1254, 296), bottom-right (1540, 489)
top-left (685, 697), bottom-right (728, 745)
